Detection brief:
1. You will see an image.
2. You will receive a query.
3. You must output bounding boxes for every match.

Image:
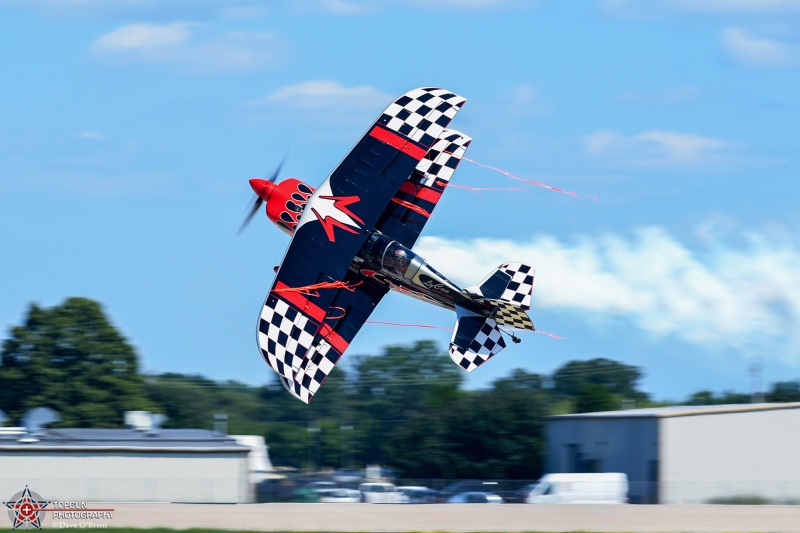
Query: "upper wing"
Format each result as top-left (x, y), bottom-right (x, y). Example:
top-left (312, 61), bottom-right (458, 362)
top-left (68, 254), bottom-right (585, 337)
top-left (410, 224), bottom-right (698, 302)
top-left (374, 129), bottom-right (472, 248)
top-left (257, 88), bottom-right (466, 401)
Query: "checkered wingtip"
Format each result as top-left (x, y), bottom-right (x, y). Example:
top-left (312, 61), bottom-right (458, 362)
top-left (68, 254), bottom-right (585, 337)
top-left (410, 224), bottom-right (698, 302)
top-left (414, 129), bottom-right (472, 187)
top-left (257, 295), bottom-right (341, 404)
top-left (378, 88), bottom-right (466, 149)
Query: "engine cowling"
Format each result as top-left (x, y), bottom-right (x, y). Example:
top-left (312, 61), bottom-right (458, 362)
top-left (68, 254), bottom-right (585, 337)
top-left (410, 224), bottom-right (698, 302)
top-left (249, 178), bottom-right (315, 236)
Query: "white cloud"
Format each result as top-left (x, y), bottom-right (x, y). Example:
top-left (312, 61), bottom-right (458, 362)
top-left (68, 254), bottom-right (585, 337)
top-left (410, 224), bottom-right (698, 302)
top-left (414, 228), bottom-right (800, 360)
top-left (0, 0), bottom-right (533, 18)
top-left (317, 0), bottom-right (372, 14)
top-left (77, 130), bottom-right (107, 141)
top-left (582, 129), bottom-right (741, 166)
top-left (618, 86), bottom-right (702, 107)
top-left (0, 0), bottom-right (269, 19)
top-left (723, 27), bottom-right (798, 67)
top-left (249, 80), bottom-right (391, 112)
top-left (583, 130), bottom-right (622, 156)
top-left (670, 0), bottom-right (800, 13)
top-left (92, 23), bottom-right (281, 73)
top-left (93, 22), bottom-right (192, 52)
top-left (602, 0), bottom-right (800, 16)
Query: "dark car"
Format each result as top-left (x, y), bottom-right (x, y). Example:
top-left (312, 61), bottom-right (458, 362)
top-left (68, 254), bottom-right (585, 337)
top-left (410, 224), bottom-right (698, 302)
top-left (499, 483), bottom-right (537, 504)
top-left (446, 491), bottom-right (504, 504)
top-left (435, 480), bottom-right (502, 503)
top-left (397, 486), bottom-right (438, 504)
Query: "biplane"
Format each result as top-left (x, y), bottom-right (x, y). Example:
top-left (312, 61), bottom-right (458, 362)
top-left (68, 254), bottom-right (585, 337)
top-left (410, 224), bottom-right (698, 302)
top-left (241, 87), bottom-right (535, 403)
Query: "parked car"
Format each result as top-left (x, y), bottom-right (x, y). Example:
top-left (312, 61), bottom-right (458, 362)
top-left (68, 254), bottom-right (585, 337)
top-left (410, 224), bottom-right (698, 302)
top-left (307, 481), bottom-right (337, 492)
top-left (332, 469), bottom-right (363, 486)
top-left (317, 488), bottom-right (362, 503)
top-left (446, 491), bottom-right (504, 504)
top-left (501, 483), bottom-right (537, 504)
top-left (435, 480), bottom-right (502, 503)
top-left (525, 473), bottom-right (628, 504)
top-left (397, 486), bottom-right (438, 504)
top-left (358, 482), bottom-right (406, 503)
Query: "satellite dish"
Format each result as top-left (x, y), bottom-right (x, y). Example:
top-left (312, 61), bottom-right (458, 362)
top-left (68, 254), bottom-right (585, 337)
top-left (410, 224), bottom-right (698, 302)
top-left (20, 407), bottom-right (60, 442)
top-left (146, 413), bottom-right (167, 436)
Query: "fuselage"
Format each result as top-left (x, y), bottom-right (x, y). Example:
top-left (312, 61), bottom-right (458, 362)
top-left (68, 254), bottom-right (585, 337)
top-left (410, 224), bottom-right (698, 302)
top-left (249, 177), bottom-right (488, 315)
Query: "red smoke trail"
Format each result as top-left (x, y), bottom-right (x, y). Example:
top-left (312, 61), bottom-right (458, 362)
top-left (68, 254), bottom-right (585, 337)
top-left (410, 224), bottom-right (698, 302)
top-left (366, 321), bottom-right (565, 340)
top-left (450, 184), bottom-right (527, 197)
top-left (464, 157), bottom-right (598, 201)
top-left (366, 321), bottom-right (452, 331)
top-left (273, 280), bottom-right (362, 298)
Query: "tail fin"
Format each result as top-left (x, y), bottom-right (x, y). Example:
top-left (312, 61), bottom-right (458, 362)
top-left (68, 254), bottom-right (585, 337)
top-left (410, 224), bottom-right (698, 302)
top-left (449, 263), bottom-right (536, 372)
top-left (466, 262), bottom-right (535, 309)
top-left (466, 262), bottom-right (536, 331)
top-left (449, 306), bottom-right (506, 372)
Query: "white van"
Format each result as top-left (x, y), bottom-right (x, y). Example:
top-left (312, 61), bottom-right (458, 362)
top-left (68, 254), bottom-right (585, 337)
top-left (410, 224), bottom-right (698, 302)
top-left (358, 482), bottom-right (406, 503)
top-left (525, 473), bottom-right (628, 504)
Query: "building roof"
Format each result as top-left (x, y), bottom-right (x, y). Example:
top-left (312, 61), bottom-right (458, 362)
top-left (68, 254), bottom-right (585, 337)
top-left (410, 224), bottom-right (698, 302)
top-left (0, 427), bottom-right (249, 452)
top-left (549, 402), bottom-right (800, 420)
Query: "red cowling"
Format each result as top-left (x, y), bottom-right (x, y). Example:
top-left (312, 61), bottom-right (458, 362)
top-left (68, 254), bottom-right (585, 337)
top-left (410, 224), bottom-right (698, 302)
top-left (249, 178), bottom-right (315, 236)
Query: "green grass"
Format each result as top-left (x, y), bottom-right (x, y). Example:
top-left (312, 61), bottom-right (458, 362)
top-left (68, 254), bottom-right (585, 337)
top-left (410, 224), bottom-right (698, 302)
top-left (102, 529), bottom-right (698, 533)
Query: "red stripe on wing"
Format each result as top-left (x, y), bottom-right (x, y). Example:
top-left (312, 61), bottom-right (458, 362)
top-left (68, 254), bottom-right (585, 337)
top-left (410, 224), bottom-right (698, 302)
top-left (399, 181), bottom-right (443, 204)
top-left (274, 281), bottom-right (327, 322)
top-left (369, 125), bottom-right (426, 160)
top-left (318, 323), bottom-right (349, 354)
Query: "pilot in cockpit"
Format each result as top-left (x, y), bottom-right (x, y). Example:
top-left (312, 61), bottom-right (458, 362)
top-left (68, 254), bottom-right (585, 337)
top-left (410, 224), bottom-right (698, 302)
top-left (384, 248), bottom-right (411, 276)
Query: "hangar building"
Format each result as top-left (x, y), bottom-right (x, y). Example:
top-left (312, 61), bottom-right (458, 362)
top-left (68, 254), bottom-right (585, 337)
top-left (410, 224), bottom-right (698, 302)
top-left (547, 403), bottom-right (800, 504)
top-left (0, 426), bottom-right (250, 503)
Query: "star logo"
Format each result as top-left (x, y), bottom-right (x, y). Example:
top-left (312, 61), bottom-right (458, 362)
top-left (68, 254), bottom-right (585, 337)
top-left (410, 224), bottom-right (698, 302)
top-left (295, 180), bottom-right (365, 242)
top-left (310, 194), bottom-right (364, 242)
top-left (5, 486), bottom-right (48, 529)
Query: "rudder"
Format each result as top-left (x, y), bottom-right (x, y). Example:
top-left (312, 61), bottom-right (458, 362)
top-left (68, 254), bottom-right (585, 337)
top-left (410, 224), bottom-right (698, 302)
top-left (466, 262), bottom-right (534, 309)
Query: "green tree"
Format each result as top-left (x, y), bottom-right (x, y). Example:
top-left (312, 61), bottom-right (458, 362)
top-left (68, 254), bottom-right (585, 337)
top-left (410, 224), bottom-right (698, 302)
top-left (352, 340), bottom-right (463, 464)
top-left (688, 389), bottom-right (751, 405)
top-left (389, 369), bottom-right (549, 479)
top-left (574, 383), bottom-right (618, 413)
top-left (553, 358), bottom-right (647, 405)
top-left (0, 298), bottom-right (153, 427)
top-left (767, 381), bottom-right (800, 403)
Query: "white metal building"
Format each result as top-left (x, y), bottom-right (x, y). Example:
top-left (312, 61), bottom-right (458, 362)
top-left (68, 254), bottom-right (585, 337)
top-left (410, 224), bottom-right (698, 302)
top-left (0, 427), bottom-right (250, 503)
top-left (547, 403), bottom-right (800, 504)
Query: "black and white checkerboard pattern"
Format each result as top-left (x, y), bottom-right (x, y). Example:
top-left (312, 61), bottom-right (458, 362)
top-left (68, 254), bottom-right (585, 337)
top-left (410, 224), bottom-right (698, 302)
top-left (497, 263), bottom-right (534, 310)
top-left (258, 296), bottom-right (343, 404)
top-left (257, 296), bottom-right (317, 381)
top-left (414, 129), bottom-right (472, 187)
top-left (493, 301), bottom-right (535, 331)
top-left (290, 339), bottom-right (337, 403)
top-left (449, 319), bottom-right (507, 372)
top-left (379, 88), bottom-right (466, 149)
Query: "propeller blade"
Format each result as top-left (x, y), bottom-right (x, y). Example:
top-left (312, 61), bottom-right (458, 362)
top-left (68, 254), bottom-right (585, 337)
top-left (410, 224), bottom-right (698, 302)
top-left (238, 152), bottom-right (288, 235)
top-left (237, 196), bottom-right (263, 235)
top-left (266, 153), bottom-right (287, 183)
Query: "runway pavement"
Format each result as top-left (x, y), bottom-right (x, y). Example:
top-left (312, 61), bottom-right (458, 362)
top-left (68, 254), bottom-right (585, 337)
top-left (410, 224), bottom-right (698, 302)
top-left (60, 502), bottom-right (800, 532)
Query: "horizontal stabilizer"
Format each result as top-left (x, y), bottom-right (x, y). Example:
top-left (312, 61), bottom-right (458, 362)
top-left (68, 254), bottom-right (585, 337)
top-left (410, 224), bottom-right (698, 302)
top-left (449, 306), bottom-right (506, 372)
top-left (493, 300), bottom-right (535, 331)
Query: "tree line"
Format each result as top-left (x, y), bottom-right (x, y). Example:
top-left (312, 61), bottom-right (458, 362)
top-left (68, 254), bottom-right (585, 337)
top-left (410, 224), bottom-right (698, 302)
top-left (2, 297), bottom-right (799, 480)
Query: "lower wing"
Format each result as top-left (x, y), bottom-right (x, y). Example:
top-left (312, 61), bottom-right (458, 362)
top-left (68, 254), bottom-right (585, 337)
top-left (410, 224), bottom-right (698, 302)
top-left (257, 269), bottom-right (388, 403)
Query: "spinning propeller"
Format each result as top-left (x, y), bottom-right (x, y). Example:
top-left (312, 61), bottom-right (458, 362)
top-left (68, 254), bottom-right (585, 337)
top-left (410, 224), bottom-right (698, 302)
top-left (237, 156), bottom-right (286, 235)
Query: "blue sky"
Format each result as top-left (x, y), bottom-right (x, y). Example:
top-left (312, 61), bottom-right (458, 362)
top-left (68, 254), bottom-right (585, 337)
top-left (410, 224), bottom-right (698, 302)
top-left (2, 0), bottom-right (800, 402)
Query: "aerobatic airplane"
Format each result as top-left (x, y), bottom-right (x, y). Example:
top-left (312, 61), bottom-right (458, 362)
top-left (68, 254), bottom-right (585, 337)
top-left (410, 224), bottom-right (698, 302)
top-left (240, 87), bottom-right (536, 403)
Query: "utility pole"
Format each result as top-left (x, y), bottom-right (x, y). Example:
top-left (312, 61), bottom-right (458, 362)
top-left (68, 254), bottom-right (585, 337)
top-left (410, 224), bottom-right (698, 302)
top-left (749, 356), bottom-right (764, 403)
